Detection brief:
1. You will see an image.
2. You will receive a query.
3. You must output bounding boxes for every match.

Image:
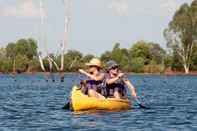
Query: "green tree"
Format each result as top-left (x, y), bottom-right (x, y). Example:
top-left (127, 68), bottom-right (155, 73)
top-left (15, 39), bottom-right (29, 56)
top-left (6, 42), bottom-right (17, 72)
top-left (171, 51), bottom-right (183, 71)
top-left (164, 54), bottom-right (173, 68)
top-left (149, 43), bottom-right (166, 64)
top-left (164, 1), bottom-right (197, 73)
top-left (0, 59), bottom-right (12, 73)
top-left (130, 41), bottom-right (152, 65)
top-left (26, 38), bottom-right (38, 59)
top-left (28, 59), bottom-right (41, 72)
top-left (5, 38), bottom-right (38, 73)
top-left (110, 43), bottom-right (130, 71)
top-left (130, 57), bottom-right (145, 73)
top-left (6, 42), bottom-right (16, 59)
top-left (0, 48), bottom-right (6, 60)
top-left (191, 44), bottom-right (197, 70)
top-left (15, 38), bottom-right (38, 59)
top-left (100, 51), bottom-right (112, 63)
top-left (15, 54), bottom-right (29, 72)
top-left (63, 50), bottom-right (83, 71)
top-left (82, 54), bottom-right (95, 63)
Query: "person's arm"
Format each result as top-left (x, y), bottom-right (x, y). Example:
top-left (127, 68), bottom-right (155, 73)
top-left (79, 69), bottom-right (104, 81)
top-left (123, 79), bottom-right (137, 99)
top-left (106, 73), bottom-right (124, 84)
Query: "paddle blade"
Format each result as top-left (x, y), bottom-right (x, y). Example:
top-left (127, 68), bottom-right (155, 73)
top-left (136, 98), bottom-right (150, 109)
top-left (62, 102), bottom-right (70, 110)
top-left (138, 103), bottom-right (150, 109)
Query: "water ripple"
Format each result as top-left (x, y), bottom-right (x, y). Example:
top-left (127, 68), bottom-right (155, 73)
top-left (0, 74), bottom-right (197, 130)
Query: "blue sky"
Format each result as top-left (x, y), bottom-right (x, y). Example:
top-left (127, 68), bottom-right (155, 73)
top-left (0, 0), bottom-right (193, 55)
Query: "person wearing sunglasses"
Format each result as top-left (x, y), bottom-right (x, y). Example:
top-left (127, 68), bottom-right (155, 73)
top-left (105, 60), bottom-right (137, 100)
top-left (78, 58), bottom-right (105, 99)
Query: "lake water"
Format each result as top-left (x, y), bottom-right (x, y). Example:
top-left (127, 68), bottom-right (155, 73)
top-left (0, 74), bottom-right (197, 131)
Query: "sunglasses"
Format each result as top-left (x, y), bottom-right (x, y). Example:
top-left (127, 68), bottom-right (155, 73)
top-left (111, 66), bottom-right (119, 70)
top-left (89, 65), bottom-right (100, 69)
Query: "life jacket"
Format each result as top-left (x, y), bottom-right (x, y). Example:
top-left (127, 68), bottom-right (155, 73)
top-left (105, 74), bottom-right (127, 97)
top-left (81, 79), bottom-right (107, 96)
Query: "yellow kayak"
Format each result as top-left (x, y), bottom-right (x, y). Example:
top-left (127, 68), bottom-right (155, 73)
top-left (70, 86), bottom-right (131, 111)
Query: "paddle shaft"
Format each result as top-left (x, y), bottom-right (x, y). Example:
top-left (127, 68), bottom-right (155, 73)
top-left (135, 98), bottom-right (149, 109)
top-left (121, 76), bottom-right (149, 109)
top-left (63, 73), bottom-right (82, 110)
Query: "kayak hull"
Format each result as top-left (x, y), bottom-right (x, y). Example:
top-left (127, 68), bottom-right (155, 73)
top-left (71, 86), bottom-right (131, 111)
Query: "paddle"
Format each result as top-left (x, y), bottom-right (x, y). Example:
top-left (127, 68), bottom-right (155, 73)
top-left (62, 101), bottom-right (70, 110)
top-left (121, 76), bottom-right (150, 109)
top-left (62, 73), bottom-right (82, 110)
top-left (135, 97), bottom-right (150, 109)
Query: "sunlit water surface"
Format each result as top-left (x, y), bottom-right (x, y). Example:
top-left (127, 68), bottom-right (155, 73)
top-left (0, 74), bottom-right (197, 131)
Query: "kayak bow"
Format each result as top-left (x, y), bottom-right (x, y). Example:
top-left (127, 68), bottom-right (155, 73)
top-left (70, 86), bottom-right (131, 111)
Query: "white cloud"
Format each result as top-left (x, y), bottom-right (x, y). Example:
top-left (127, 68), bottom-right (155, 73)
top-left (0, 0), bottom-right (45, 18)
top-left (108, 0), bottom-right (129, 16)
top-left (161, 0), bottom-right (179, 14)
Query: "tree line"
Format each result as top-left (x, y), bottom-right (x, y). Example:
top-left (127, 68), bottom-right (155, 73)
top-left (0, 0), bottom-right (196, 74)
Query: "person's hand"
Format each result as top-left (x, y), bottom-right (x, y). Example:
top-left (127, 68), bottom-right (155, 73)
top-left (78, 69), bottom-right (86, 74)
top-left (118, 73), bottom-right (124, 79)
top-left (132, 92), bottom-right (137, 99)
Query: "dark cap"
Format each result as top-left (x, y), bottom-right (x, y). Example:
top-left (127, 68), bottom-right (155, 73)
top-left (106, 60), bottom-right (119, 70)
